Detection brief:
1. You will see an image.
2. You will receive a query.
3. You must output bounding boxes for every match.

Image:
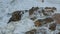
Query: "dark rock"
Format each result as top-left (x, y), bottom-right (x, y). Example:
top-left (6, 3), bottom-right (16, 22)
top-left (52, 7), bottom-right (57, 10)
top-left (7, 11), bottom-right (22, 24)
top-left (25, 29), bottom-right (36, 34)
top-left (42, 9), bottom-right (48, 16)
top-left (45, 7), bottom-right (52, 9)
top-left (25, 10), bottom-right (28, 12)
top-left (45, 7), bottom-right (57, 13)
top-left (29, 7), bottom-right (39, 16)
top-left (34, 19), bottom-right (43, 27)
top-left (30, 17), bottom-right (36, 21)
top-left (43, 17), bottom-right (54, 24)
top-left (49, 23), bottom-right (56, 31)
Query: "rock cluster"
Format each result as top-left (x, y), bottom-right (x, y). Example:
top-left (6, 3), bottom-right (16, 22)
top-left (7, 7), bottom-right (60, 34)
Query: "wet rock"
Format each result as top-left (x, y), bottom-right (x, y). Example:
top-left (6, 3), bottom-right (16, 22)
top-left (57, 32), bottom-right (60, 34)
top-left (45, 7), bottom-right (56, 11)
top-left (25, 27), bottom-right (48, 34)
top-left (7, 11), bottom-right (23, 24)
top-left (43, 17), bottom-right (54, 24)
top-left (52, 13), bottom-right (60, 24)
top-left (30, 17), bottom-right (36, 21)
top-left (42, 8), bottom-right (49, 16)
top-left (25, 29), bottom-right (36, 34)
top-left (25, 10), bottom-right (28, 12)
top-left (45, 7), bottom-right (52, 9)
top-left (49, 23), bottom-right (56, 31)
top-left (29, 7), bottom-right (39, 16)
top-left (52, 7), bottom-right (57, 11)
top-left (43, 7), bottom-right (56, 16)
top-left (42, 8), bottom-right (53, 16)
top-left (34, 19), bottom-right (43, 27)
top-left (45, 7), bottom-right (56, 10)
top-left (42, 9), bottom-right (49, 16)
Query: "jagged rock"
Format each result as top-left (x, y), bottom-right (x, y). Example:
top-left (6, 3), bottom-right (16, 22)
top-left (34, 19), bottom-right (43, 27)
top-left (49, 23), bottom-right (56, 31)
top-left (45, 7), bottom-right (56, 10)
top-left (52, 13), bottom-right (60, 24)
top-left (25, 29), bottom-right (36, 34)
top-left (43, 17), bottom-right (54, 24)
top-left (29, 7), bottom-right (39, 16)
top-left (25, 10), bottom-right (28, 12)
top-left (43, 7), bottom-right (56, 16)
top-left (45, 7), bottom-right (52, 9)
top-left (7, 11), bottom-right (23, 24)
top-left (45, 7), bottom-right (56, 12)
top-left (42, 9), bottom-right (50, 16)
top-left (52, 7), bottom-right (57, 10)
top-left (42, 8), bottom-right (49, 16)
top-left (34, 17), bottom-right (54, 27)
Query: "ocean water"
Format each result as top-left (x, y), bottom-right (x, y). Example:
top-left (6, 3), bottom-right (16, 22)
top-left (0, 0), bottom-right (60, 34)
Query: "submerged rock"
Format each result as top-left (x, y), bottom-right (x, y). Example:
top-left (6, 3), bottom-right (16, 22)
top-left (57, 32), bottom-right (60, 34)
top-left (30, 17), bottom-right (37, 21)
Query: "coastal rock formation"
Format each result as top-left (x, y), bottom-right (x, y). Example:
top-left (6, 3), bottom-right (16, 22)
top-left (49, 23), bottom-right (56, 31)
top-left (34, 19), bottom-right (43, 27)
top-left (29, 7), bottom-right (39, 16)
top-left (7, 11), bottom-right (23, 24)
top-left (43, 17), bottom-right (54, 24)
top-left (25, 29), bottom-right (36, 34)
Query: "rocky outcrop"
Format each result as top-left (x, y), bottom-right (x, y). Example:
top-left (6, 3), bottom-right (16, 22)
top-left (6, 7), bottom-right (59, 34)
top-left (49, 23), bottom-right (56, 31)
top-left (43, 7), bottom-right (57, 16)
top-left (29, 7), bottom-right (39, 16)
top-left (34, 17), bottom-right (54, 27)
top-left (43, 17), bottom-right (54, 24)
top-left (34, 19), bottom-right (43, 27)
top-left (25, 29), bottom-right (36, 34)
top-left (7, 11), bottom-right (23, 24)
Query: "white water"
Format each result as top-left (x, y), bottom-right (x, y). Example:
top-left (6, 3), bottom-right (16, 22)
top-left (0, 0), bottom-right (60, 34)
